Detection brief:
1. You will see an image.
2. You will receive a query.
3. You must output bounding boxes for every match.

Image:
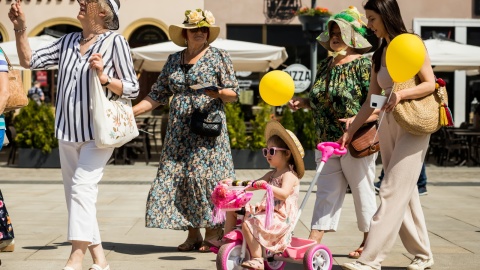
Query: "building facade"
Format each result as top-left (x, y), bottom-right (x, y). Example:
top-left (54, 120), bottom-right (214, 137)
top-left (0, 0), bottom-right (479, 124)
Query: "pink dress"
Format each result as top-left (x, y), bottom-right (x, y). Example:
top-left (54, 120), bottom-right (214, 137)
top-left (243, 169), bottom-right (300, 253)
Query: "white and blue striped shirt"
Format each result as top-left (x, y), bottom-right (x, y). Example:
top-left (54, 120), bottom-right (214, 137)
top-left (30, 31), bottom-right (139, 142)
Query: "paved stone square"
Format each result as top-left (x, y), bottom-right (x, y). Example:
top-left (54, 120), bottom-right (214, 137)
top-left (0, 164), bottom-right (479, 269)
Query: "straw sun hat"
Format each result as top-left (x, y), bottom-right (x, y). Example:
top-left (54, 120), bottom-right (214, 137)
top-left (264, 121), bottom-right (305, 179)
top-left (317, 6), bottom-right (372, 54)
top-left (169, 9), bottom-right (220, 47)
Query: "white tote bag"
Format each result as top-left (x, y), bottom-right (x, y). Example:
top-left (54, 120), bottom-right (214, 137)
top-left (91, 34), bottom-right (139, 148)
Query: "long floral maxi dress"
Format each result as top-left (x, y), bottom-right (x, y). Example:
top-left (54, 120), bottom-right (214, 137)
top-left (243, 170), bottom-right (299, 253)
top-left (0, 190), bottom-right (14, 241)
top-left (145, 47), bottom-right (239, 230)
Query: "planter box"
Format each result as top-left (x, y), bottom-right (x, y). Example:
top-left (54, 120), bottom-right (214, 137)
top-left (231, 149), bottom-right (270, 169)
top-left (304, 150), bottom-right (316, 170)
top-left (18, 148), bottom-right (61, 168)
top-left (231, 149), bottom-right (317, 170)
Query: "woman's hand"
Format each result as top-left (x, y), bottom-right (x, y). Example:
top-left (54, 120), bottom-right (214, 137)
top-left (288, 97), bottom-right (308, 111)
top-left (338, 117), bottom-right (356, 131)
top-left (382, 92), bottom-right (402, 113)
top-left (337, 131), bottom-right (353, 150)
top-left (89, 53), bottom-right (105, 77)
top-left (205, 89), bottom-right (221, 99)
top-left (8, 0), bottom-right (26, 29)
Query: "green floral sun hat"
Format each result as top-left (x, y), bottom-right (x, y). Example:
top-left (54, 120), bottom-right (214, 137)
top-left (317, 6), bottom-right (372, 54)
top-left (169, 9), bottom-right (220, 47)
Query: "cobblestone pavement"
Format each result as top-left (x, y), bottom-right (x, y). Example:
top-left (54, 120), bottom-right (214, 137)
top-left (0, 163), bottom-right (479, 269)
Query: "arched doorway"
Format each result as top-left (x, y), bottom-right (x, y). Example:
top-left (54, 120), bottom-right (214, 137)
top-left (128, 24), bottom-right (169, 110)
top-left (31, 23), bottom-right (83, 105)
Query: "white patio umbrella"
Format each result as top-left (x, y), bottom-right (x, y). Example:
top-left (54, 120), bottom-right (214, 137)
top-left (0, 35), bottom-right (59, 69)
top-left (365, 38), bottom-right (480, 74)
top-left (423, 39), bottom-right (480, 73)
top-left (131, 38), bottom-right (288, 72)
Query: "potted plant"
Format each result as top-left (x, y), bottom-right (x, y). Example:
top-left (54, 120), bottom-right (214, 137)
top-left (13, 101), bottom-right (60, 168)
top-left (295, 6), bottom-right (332, 32)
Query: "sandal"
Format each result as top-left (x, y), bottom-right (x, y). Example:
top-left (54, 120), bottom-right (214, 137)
top-left (177, 235), bottom-right (203, 252)
top-left (241, 257), bottom-right (264, 270)
top-left (199, 227), bottom-right (224, 252)
top-left (90, 264), bottom-right (110, 270)
top-left (348, 246), bottom-right (364, 259)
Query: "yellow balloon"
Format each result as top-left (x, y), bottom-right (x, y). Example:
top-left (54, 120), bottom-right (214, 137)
top-left (386, 34), bottom-right (426, 82)
top-left (259, 70), bottom-right (295, 106)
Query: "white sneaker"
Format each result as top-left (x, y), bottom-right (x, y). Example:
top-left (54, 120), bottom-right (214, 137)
top-left (342, 261), bottom-right (376, 270)
top-left (407, 257), bottom-right (434, 270)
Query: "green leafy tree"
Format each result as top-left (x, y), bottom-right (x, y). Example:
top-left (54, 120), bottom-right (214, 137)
top-left (249, 101), bottom-right (272, 150)
top-left (14, 101), bottom-right (58, 153)
top-left (225, 102), bottom-right (247, 149)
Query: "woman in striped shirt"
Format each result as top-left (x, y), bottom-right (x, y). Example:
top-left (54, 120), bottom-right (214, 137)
top-left (9, 1), bottom-right (138, 270)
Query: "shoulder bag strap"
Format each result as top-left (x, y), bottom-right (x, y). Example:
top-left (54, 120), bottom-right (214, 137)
top-left (0, 46), bottom-right (15, 71)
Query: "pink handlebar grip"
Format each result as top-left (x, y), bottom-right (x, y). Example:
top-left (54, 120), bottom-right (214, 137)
top-left (317, 142), bottom-right (347, 163)
top-left (253, 181), bottom-right (268, 190)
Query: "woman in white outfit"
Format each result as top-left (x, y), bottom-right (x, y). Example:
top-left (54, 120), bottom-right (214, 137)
top-left (339, 0), bottom-right (434, 269)
top-left (8, 0), bottom-right (138, 269)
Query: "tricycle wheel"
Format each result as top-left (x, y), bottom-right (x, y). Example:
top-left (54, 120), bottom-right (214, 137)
top-left (302, 244), bottom-right (332, 270)
top-left (216, 241), bottom-right (250, 270)
top-left (264, 257), bottom-right (286, 270)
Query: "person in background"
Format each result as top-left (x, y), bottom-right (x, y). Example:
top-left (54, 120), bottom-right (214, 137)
top-left (9, 0), bottom-right (139, 269)
top-left (338, 0), bottom-right (435, 269)
top-left (0, 45), bottom-right (15, 267)
top-left (288, 7), bottom-right (378, 260)
top-left (27, 80), bottom-right (45, 105)
top-left (133, 9), bottom-right (238, 252)
top-left (375, 163), bottom-right (428, 195)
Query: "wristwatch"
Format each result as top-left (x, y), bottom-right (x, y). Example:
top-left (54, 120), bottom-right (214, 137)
top-left (101, 75), bottom-right (112, 87)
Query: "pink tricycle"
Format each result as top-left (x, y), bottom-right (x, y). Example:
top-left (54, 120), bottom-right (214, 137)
top-left (212, 142), bottom-right (347, 270)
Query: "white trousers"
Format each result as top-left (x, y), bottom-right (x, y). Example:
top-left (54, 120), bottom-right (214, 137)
top-left (59, 140), bottom-right (114, 244)
top-left (311, 149), bottom-right (377, 232)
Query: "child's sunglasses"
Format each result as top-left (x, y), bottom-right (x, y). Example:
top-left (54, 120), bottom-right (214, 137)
top-left (262, 147), bottom-right (288, 157)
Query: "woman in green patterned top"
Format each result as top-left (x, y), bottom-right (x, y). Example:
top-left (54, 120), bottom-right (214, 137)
top-left (288, 7), bottom-right (379, 259)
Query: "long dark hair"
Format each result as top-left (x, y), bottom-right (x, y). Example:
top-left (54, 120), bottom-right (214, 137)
top-left (364, 0), bottom-right (408, 72)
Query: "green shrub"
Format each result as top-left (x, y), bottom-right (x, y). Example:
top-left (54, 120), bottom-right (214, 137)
top-left (280, 107), bottom-right (295, 132)
top-left (293, 109), bottom-right (317, 150)
top-left (249, 101), bottom-right (272, 150)
top-left (14, 101), bottom-right (58, 153)
top-left (225, 102), bottom-right (248, 149)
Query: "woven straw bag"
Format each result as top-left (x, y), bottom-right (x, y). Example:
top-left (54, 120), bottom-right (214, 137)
top-left (392, 76), bottom-right (442, 135)
top-left (0, 46), bottom-right (28, 113)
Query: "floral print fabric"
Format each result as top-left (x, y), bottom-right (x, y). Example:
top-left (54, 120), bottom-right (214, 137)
top-left (0, 190), bottom-right (14, 241)
top-left (145, 46), bottom-right (238, 230)
top-left (309, 56), bottom-right (371, 143)
top-left (243, 170), bottom-right (299, 253)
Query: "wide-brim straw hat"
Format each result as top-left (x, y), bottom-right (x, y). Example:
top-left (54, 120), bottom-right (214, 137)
top-left (317, 7), bottom-right (372, 54)
top-left (264, 121), bottom-right (305, 179)
top-left (169, 9), bottom-right (220, 47)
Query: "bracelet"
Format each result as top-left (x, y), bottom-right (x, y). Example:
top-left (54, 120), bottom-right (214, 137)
top-left (14, 26), bottom-right (27, 33)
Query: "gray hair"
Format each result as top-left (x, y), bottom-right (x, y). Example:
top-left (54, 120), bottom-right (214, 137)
top-left (99, 0), bottom-right (117, 30)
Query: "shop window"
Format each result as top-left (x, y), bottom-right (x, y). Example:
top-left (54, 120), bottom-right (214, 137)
top-left (227, 25), bottom-right (263, 44)
top-left (421, 26), bottom-right (455, 40)
top-left (475, 0), bottom-right (480, 16)
top-left (467, 27), bottom-right (480, 46)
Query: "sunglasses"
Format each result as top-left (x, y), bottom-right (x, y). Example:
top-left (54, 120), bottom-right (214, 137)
top-left (77, 0), bottom-right (98, 3)
top-left (189, 27), bottom-right (209, 33)
top-left (262, 147), bottom-right (288, 157)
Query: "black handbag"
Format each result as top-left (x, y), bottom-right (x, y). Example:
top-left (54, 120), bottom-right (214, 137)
top-left (190, 108), bottom-right (222, 137)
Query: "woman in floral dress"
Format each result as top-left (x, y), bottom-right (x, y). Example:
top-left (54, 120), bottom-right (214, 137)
top-left (133, 9), bottom-right (238, 252)
top-left (288, 7), bottom-right (379, 259)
